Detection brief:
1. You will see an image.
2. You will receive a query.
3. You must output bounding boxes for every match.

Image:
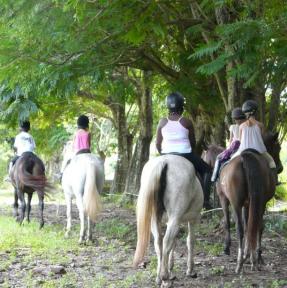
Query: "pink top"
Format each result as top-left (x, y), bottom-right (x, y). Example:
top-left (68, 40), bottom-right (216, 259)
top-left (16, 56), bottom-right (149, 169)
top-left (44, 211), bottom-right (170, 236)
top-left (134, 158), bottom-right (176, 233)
top-left (73, 129), bottom-right (91, 153)
top-left (161, 117), bottom-right (191, 153)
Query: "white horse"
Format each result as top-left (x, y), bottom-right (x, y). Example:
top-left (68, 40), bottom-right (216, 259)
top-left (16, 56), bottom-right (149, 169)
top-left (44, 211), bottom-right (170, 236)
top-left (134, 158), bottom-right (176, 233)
top-left (62, 153), bottom-right (104, 243)
top-left (133, 155), bottom-right (203, 287)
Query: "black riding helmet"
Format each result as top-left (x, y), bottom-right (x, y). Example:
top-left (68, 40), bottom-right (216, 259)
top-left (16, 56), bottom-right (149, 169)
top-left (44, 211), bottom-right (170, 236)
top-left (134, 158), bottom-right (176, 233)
top-left (242, 100), bottom-right (258, 115)
top-left (231, 107), bottom-right (245, 120)
top-left (19, 120), bottom-right (30, 131)
top-left (77, 115), bottom-right (89, 129)
top-left (166, 92), bottom-right (184, 113)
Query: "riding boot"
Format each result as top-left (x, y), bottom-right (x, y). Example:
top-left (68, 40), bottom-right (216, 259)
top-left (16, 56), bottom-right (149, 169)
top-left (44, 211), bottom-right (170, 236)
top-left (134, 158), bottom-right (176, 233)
top-left (211, 159), bottom-right (221, 183)
top-left (203, 172), bottom-right (212, 210)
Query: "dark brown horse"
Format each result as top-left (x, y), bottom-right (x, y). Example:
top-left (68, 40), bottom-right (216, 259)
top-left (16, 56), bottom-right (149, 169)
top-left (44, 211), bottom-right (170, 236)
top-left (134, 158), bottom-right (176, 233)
top-left (212, 132), bottom-right (283, 273)
top-left (10, 152), bottom-right (49, 228)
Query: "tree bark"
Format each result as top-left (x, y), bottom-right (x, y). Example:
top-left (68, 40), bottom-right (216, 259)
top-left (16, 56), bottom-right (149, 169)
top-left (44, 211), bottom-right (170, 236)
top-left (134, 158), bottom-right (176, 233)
top-left (109, 101), bottom-right (132, 194)
top-left (268, 84), bottom-right (281, 132)
top-left (124, 71), bottom-right (153, 197)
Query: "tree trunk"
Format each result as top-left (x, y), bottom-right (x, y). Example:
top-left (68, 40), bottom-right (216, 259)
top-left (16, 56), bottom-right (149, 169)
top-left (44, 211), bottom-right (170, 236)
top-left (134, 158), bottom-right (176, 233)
top-left (109, 102), bottom-right (132, 194)
top-left (268, 84), bottom-right (281, 132)
top-left (124, 72), bottom-right (153, 198)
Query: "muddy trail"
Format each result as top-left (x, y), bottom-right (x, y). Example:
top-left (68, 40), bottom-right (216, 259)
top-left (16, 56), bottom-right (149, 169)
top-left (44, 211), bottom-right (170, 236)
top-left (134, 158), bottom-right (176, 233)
top-left (0, 201), bottom-right (286, 288)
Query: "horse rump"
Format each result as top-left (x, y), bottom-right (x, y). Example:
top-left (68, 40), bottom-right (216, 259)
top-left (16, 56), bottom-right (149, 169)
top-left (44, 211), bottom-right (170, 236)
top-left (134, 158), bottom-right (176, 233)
top-left (16, 152), bottom-right (50, 194)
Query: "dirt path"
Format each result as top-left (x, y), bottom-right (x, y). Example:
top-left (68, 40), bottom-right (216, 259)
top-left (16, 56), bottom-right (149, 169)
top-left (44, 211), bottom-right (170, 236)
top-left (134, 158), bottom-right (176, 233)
top-left (0, 202), bottom-right (287, 288)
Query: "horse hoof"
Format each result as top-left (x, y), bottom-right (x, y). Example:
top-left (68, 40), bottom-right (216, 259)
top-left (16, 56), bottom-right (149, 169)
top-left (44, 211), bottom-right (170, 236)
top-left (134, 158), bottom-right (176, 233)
top-left (78, 238), bottom-right (84, 244)
top-left (85, 238), bottom-right (94, 245)
top-left (235, 264), bottom-right (243, 274)
top-left (251, 264), bottom-right (258, 271)
top-left (161, 281), bottom-right (172, 288)
top-left (186, 270), bottom-right (197, 278)
top-left (169, 273), bottom-right (176, 280)
top-left (156, 276), bottom-right (161, 285)
top-left (64, 231), bottom-right (70, 238)
top-left (224, 248), bottom-right (230, 255)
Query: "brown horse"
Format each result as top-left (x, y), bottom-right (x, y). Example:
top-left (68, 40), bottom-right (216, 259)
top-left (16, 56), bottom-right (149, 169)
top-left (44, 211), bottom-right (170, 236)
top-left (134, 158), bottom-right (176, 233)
top-left (10, 152), bottom-right (50, 228)
top-left (213, 131), bottom-right (283, 273)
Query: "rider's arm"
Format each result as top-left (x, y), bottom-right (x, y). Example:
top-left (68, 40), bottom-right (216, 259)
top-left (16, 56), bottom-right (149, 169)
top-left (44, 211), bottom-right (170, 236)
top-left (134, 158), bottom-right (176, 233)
top-left (258, 121), bottom-right (265, 136)
top-left (156, 119), bottom-right (166, 154)
top-left (239, 125), bottom-right (243, 141)
top-left (229, 125), bottom-right (234, 145)
top-left (181, 118), bottom-right (196, 150)
top-left (88, 132), bottom-right (91, 148)
top-left (13, 136), bottom-right (19, 154)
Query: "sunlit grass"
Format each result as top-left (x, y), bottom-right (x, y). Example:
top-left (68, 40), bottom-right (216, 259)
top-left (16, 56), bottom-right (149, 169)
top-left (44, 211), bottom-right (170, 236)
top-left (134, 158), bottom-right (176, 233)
top-left (0, 216), bottom-right (78, 253)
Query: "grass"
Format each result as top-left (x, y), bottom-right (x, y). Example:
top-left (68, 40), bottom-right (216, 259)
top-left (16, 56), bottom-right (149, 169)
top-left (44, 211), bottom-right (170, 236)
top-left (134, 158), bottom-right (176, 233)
top-left (0, 216), bottom-right (78, 253)
top-left (95, 218), bottom-right (132, 240)
top-left (0, 208), bottom-right (153, 288)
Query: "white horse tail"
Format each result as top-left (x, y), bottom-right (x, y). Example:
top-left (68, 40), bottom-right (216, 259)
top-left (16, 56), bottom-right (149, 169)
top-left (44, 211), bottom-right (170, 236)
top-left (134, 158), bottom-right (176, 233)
top-left (83, 161), bottom-right (102, 222)
top-left (133, 159), bottom-right (167, 267)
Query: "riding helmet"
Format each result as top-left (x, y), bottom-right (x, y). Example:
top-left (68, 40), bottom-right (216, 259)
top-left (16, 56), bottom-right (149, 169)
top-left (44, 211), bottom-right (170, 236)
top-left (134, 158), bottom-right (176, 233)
top-left (77, 115), bottom-right (89, 129)
top-left (19, 120), bottom-right (30, 131)
top-left (231, 107), bottom-right (245, 120)
top-left (166, 92), bottom-right (184, 112)
top-left (242, 100), bottom-right (258, 114)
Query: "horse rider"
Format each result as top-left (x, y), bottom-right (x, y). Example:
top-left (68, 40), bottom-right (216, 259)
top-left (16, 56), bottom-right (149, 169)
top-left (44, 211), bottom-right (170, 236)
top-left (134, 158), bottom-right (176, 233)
top-left (8, 120), bottom-right (36, 175)
top-left (156, 92), bottom-right (212, 209)
top-left (60, 115), bottom-right (91, 176)
top-left (73, 115), bottom-right (91, 155)
top-left (231, 99), bottom-right (278, 181)
top-left (211, 107), bottom-right (246, 182)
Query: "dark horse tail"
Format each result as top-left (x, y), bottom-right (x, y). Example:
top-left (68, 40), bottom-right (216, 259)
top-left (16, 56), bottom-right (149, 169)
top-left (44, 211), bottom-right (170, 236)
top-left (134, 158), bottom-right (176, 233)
top-left (241, 150), bottom-right (264, 251)
top-left (17, 152), bottom-right (49, 196)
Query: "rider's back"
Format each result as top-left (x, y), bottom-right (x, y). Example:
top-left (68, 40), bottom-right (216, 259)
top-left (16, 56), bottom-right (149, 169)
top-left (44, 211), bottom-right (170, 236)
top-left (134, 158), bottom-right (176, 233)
top-left (238, 120), bottom-right (266, 154)
top-left (161, 117), bottom-right (192, 154)
top-left (14, 131), bottom-right (35, 156)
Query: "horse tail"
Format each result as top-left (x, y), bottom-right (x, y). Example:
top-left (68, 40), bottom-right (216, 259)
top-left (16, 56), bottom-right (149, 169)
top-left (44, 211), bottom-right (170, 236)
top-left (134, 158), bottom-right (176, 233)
top-left (18, 155), bottom-right (48, 196)
top-left (133, 160), bottom-right (167, 267)
top-left (83, 161), bottom-right (102, 222)
top-left (241, 151), bottom-right (264, 251)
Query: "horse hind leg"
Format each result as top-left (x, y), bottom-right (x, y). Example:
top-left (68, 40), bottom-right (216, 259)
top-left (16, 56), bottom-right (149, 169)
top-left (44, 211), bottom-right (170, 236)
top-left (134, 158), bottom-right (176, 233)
top-left (16, 188), bottom-right (26, 225)
top-left (168, 241), bottom-right (176, 280)
top-left (75, 193), bottom-right (86, 244)
top-left (234, 208), bottom-right (244, 274)
top-left (64, 189), bottom-right (72, 238)
top-left (218, 192), bottom-right (231, 255)
top-left (13, 188), bottom-right (19, 218)
top-left (37, 191), bottom-right (44, 229)
top-left (151, 215), bottom-right (163, 285)
top-left (257, 220), bottom-right (265, 267)
top-left (160, 219), bottom-right (179, 287)
top-left (27, 193), bottom-right (33, 223)
top-left (86, 217), bottom-right (96, 244)
top-left (186, 221), bottom-right (198, 278)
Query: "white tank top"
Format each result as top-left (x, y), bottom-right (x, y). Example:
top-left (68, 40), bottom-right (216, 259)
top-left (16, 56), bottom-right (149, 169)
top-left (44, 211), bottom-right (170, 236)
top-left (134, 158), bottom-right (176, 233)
top-left (161, 117), bottom-right (192, 154)
top-left (237, 123), bottom-right (267, 154)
